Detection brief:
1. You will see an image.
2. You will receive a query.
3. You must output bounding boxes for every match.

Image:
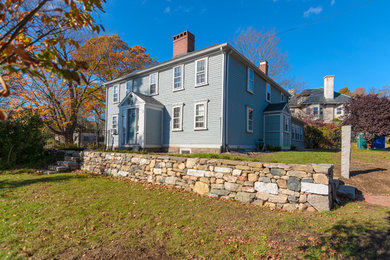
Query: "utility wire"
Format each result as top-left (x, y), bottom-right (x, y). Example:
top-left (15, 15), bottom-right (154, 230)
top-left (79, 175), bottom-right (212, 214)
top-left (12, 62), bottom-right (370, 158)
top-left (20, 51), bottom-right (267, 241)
top-left (276, 0), bottom-right (375, 36)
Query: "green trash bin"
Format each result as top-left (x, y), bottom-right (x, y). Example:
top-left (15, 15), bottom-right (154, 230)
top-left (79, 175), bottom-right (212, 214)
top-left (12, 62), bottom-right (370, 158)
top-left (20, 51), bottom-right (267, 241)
top-left (357, 134), bottom-right (367, 149)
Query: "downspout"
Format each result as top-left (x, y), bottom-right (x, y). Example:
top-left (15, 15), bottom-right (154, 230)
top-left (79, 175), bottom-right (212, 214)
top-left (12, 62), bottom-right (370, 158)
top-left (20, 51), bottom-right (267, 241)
top-left (225, 49), bottom-right (232, 151)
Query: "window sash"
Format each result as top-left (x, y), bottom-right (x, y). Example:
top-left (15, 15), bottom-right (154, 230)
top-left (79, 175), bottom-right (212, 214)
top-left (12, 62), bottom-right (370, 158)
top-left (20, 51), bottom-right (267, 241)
top-left (194, 102), bottom-right (207, 129)
top-left (281, 93), bottom-right (285, 102)
top-left (313, 107), bottom-right (319, 115)
top-left (195, 58), bottom-right (207, 86)
top-left (266, 84), bottom-right (271, 102)
top-left (112, 116), bottom-right (118, 129)
top-left (172, 105), bottom-right (183, 131)
top-left (149, 73), bottom-right (158, 95)
top-left (247, 68), bottom-right (254, 93)
top-left (113, 85), bottom-right (119, 102)
top-left (126, 80), bottom-right (133, 95)
top-left (173, 65), bottom-right (183, 90)
top-left (246, 107), bottom-right (253, 133)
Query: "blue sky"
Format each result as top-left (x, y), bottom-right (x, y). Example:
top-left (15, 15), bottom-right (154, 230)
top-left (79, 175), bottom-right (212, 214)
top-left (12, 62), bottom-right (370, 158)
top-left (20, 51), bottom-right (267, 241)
top-left (98, 0), bottom-right (389, 92)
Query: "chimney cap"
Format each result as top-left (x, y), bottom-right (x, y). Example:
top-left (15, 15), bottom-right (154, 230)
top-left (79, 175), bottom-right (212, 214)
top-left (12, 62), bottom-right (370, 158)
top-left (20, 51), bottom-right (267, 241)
top-left (324, 75), bottom-right (335, 79)
top-left (260, 60), bottom-right (268, 65)
top-left (172, 30), bottom-right (195, 41)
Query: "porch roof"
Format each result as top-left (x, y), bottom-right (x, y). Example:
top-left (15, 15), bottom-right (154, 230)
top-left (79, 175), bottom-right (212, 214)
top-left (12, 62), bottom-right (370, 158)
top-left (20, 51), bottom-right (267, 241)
top-left (119, 92), bottom-right (164, 107)
top-left (264, 102), bottom-right (288, 112)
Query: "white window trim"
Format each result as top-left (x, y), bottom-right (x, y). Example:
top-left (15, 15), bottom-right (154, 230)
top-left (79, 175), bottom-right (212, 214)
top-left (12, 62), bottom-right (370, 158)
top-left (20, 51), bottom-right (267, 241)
top-left (113, 85), bottom-right (119, 103)
top-left (112, 115), bottom-right (118, 130)
top-left (193, 101), bottom-right (208, 130)
top-left (246, 106), bottom-right (254, 134)
top-left (266, 83), bottom-right (271, 103)
top-left (247, 68), bottom-right (254, 94)
top-left (194, 57), bottom-right (208, 87)
top-left (172, 104), bottom-right (183, 131)
top-left (336, 105), bottom-right (343, 115)
top-left (173, 65), bottom-right (184, 92)
top-left (149, 72), bottom-right (159, 96)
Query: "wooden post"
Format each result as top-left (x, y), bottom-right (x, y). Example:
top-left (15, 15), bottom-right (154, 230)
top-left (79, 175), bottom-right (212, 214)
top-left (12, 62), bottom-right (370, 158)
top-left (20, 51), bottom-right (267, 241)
top-left (341, 125), bottom-right (351, 179)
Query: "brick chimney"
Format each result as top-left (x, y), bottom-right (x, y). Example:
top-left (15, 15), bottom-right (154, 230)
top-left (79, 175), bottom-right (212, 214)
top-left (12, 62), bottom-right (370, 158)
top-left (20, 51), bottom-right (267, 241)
top-left (324, 75), bottom-right (335, 99)
top-left (259, 61), bottom-right (269, 75)
top-left (173, 31), bottom-right (195, 57)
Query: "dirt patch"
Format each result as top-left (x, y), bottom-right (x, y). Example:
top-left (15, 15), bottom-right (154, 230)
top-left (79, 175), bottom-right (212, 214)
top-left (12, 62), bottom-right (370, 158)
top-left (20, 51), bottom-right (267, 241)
top-left (334, 157), bottom-right (390, 196)
top-left (57, 242), bottom-right (172, 260)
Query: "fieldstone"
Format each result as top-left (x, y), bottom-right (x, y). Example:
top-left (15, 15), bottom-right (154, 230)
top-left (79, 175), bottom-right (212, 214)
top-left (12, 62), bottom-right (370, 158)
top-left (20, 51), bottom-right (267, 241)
top-left (211, 184), bottom-right (224, 189)
top-left (224, 182), bottom-right (241, 191)
top-left (248, 174), bottom-right (258, 182)
top-left (291, 164), bottom-right (313, 172)
top-left (307, 194), bottom-right (331, 211)
top-left (259, 177), bottom-right (271, 183)
top-left (215, 167), bottom-right (232, 173)
top-left (299, 194), bottom-right (307, 203)
top-left (312, 164), bottom-right (333, 174)
top-left (280, 189), bottom-right (295, 196)
top-left (153, 168), bottom-right (162, 175)
top-left (178, 163), bottom-right (186, 170)
top-left (139, 158), bottom-right (150, 165)
top-left (268, 194), bottom-right (288, 203)
top-left (186, 158), bottom-right (198, 168)
top-left (313, 174), bottom-right (328, 185)
top-left (131, 157), bottom-right (140, 163)
top-left (117, 170), bottom-right (128, 177)
top-left (288, 195), bottom-right (297, 203)
top-left (187, 169), bottom-right (205, 177)
top-left (277, 179), bottom-right (287, 189)
top-left (306, 206), bottom-right (316, 212)
top-left (235, 192), bottom-right (256, 203)
top-left (298, 203), bottom-right (308, 211)
top-left (302, 178), bottom-right (314, 183)
top-left (215, 172), bottom-right (224, 178)
top-left (232, 169), bottom-right (242, 176)
top-left (264, 202), bottom-right (276, 209)
top-left (252, 200), bottom-right (264, 206)
top-left (270, 168), bottom-right (284, 176)
top-left (337, 185), bottom-right (356, 200)
top-left (301, 182), bottom-right (329, 195)
top-left (210, 189), bottom-right (230, 196)
top-left (216, 179), bottom-right (224, 184)
top-left (287, 171), bottom-right (306, 178)
top-left (193, 182), bottom-right (209, 195)
top-left (248, 162), bottom-right (263, 168)
top-left (165, 176), bottom-right (177, 185)
top-left (223, 175), bottom-right (237, 182)
top-left (157, 176), bottom-right (166, 183)
top-left (254, 182), bottom-right (278, 195)
top-left (256, 192), bottom-right (270, 201)
top-left (199, 177), bottom-right (209, 183)
top-left (283, 204), bottom-right (297, 211)
top-left (241, 186), bottom-right (255, 193)
top-left (287, 177), bottom-right (301, 191)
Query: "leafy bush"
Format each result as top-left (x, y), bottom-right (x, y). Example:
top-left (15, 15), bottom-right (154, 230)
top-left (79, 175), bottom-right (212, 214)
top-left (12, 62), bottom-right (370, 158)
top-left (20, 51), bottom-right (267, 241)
top-left (55, 143), bottom-right (84, 151)
top-left (0, 111), bottom-right (46, 169)
top-left (266, 144), bottom-right (281, 152)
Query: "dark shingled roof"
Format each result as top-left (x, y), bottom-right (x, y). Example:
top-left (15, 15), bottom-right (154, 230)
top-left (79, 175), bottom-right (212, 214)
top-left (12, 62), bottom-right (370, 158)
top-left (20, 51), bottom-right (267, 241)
top-left (264, 102), bottom-right (288, 112)
top-left (289, 88), bottom-right (351, 106)
top-left (134, 92), bottom-right (164, 107)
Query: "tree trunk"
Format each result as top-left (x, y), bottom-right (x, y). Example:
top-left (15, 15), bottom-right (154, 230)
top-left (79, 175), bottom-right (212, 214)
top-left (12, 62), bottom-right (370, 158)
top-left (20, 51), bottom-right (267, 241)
top-left (64, 131), bottom-right (74, 144)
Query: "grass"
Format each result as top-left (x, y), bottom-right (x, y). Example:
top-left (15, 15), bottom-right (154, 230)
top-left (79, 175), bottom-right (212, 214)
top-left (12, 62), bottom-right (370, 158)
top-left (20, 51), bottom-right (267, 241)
top-left (0, 171), bottom-right (389, 259)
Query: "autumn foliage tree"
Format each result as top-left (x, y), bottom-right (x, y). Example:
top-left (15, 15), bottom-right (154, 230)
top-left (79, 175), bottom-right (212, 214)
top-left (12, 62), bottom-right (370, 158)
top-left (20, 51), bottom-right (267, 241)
top-left (11, 34), bottom-right (156, 143)
top-left (0, 0), bottom-right (106, 120)
top-left (344, 94), bottom-right (390, 149)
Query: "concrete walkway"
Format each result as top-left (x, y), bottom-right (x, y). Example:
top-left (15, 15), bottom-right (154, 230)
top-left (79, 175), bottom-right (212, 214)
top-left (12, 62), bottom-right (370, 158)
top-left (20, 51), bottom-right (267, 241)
top-left (364, 195), bottom-right (390, 207)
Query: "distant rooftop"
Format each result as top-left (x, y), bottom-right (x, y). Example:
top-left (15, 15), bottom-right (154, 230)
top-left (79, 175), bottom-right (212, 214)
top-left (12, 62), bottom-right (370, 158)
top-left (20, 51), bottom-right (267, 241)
top-left (289, 88), bottom-right (351, 106)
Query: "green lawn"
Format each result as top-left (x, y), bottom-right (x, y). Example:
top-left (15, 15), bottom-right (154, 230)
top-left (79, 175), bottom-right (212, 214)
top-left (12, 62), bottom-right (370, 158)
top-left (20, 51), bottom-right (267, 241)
top-left (0, 172), bottom-right (389, 259)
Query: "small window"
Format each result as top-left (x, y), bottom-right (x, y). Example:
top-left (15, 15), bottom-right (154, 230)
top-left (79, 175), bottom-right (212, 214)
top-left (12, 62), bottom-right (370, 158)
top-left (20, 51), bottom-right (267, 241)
top-left (126, 80), bottom-right (133, 95)
top-left (113, 85), bottom-right (119, 103)
top-left (112, 116), bottom-right (118, 130)
top-left (172, 104), bottom-right (183, 131)
top-left (247, 68), bottom-right (254, 93)
top-left (149, 73), bottom-right (158, 95)
top-left (313, 107), bottom-right (319, 116)
top-left (246, 106), bottom-right (254, 133)
top-left (284, 115), bottom-right (289, 132)
top-left (266, 84), bottom-right (271, 102)
top-left (281, 93), bottom-right (285, 102)
top-left (173, 65), bottom-right (184, 91)
top-left (195, 58), bottom-right (208, 86)
top-left (336, 106), bottom-right (343, 115)
top-left (194, 101), bottom-right (208, 130)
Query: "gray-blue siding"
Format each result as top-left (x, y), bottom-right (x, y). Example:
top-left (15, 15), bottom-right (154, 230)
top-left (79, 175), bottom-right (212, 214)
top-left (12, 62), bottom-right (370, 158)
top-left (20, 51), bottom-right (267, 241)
top-left (226, 54), bottom-right (284, 148)
top-left (145, 108), bottom-right (162, 146)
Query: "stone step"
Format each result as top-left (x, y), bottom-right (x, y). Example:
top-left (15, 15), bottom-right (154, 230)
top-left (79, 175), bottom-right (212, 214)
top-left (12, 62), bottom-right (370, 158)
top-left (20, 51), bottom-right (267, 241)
top-left (57, 161), bottom-right (79, 168)
top-left (64, 156), bottom-right (79, 162)
top-left (48, 165), bottom-right (69, 172)
top-left (337, 185), bottom-right (356, 200)
top-left (41, 170), bottom-right (57, 175)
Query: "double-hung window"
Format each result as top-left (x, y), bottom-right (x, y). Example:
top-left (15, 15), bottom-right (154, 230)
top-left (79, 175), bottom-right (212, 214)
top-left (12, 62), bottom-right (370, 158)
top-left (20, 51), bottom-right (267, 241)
top-left (112, 116), bottom-right (118, 130)
top-left (194, 101), bottom-right (208, 130)
top-left (172, 104), bottom-right (183, 131)
top-left (113, 85), bottom-right (119, 103)
top-left (281, 93), bottom-right (285, 102)
top-left (126, 80), bottom-right (133, 95)
top-left (149, 73), bottom-right (158, 95)
top-left (195, 58), bottom-right (208, 86)
top-left (313, 106), bottom-right (319, 116)
top-left (336, 106), bottom-right (342, 115)
top-left (246, 107), bottom-right (254, 133)
top-left (266, 84), bottom-right (271, 102)
top-left (247, 68), bottom-right (254, 93)
top-left (173, 65), bottom-right (184, 91)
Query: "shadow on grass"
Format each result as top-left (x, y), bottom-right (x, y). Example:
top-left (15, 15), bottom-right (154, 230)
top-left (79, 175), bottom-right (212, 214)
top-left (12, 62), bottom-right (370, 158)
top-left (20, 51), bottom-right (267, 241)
top-left (0, 174), bottom-right (87, 190)
top-left (350, 168), bottom-right (387, 177)
top-left (302, 211), bottom-right (390, 259)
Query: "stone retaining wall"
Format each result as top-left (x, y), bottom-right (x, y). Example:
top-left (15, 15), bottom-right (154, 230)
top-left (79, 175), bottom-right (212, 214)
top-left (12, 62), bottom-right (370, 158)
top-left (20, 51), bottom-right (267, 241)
top-left (81, 151), bottom-right (334, 211)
